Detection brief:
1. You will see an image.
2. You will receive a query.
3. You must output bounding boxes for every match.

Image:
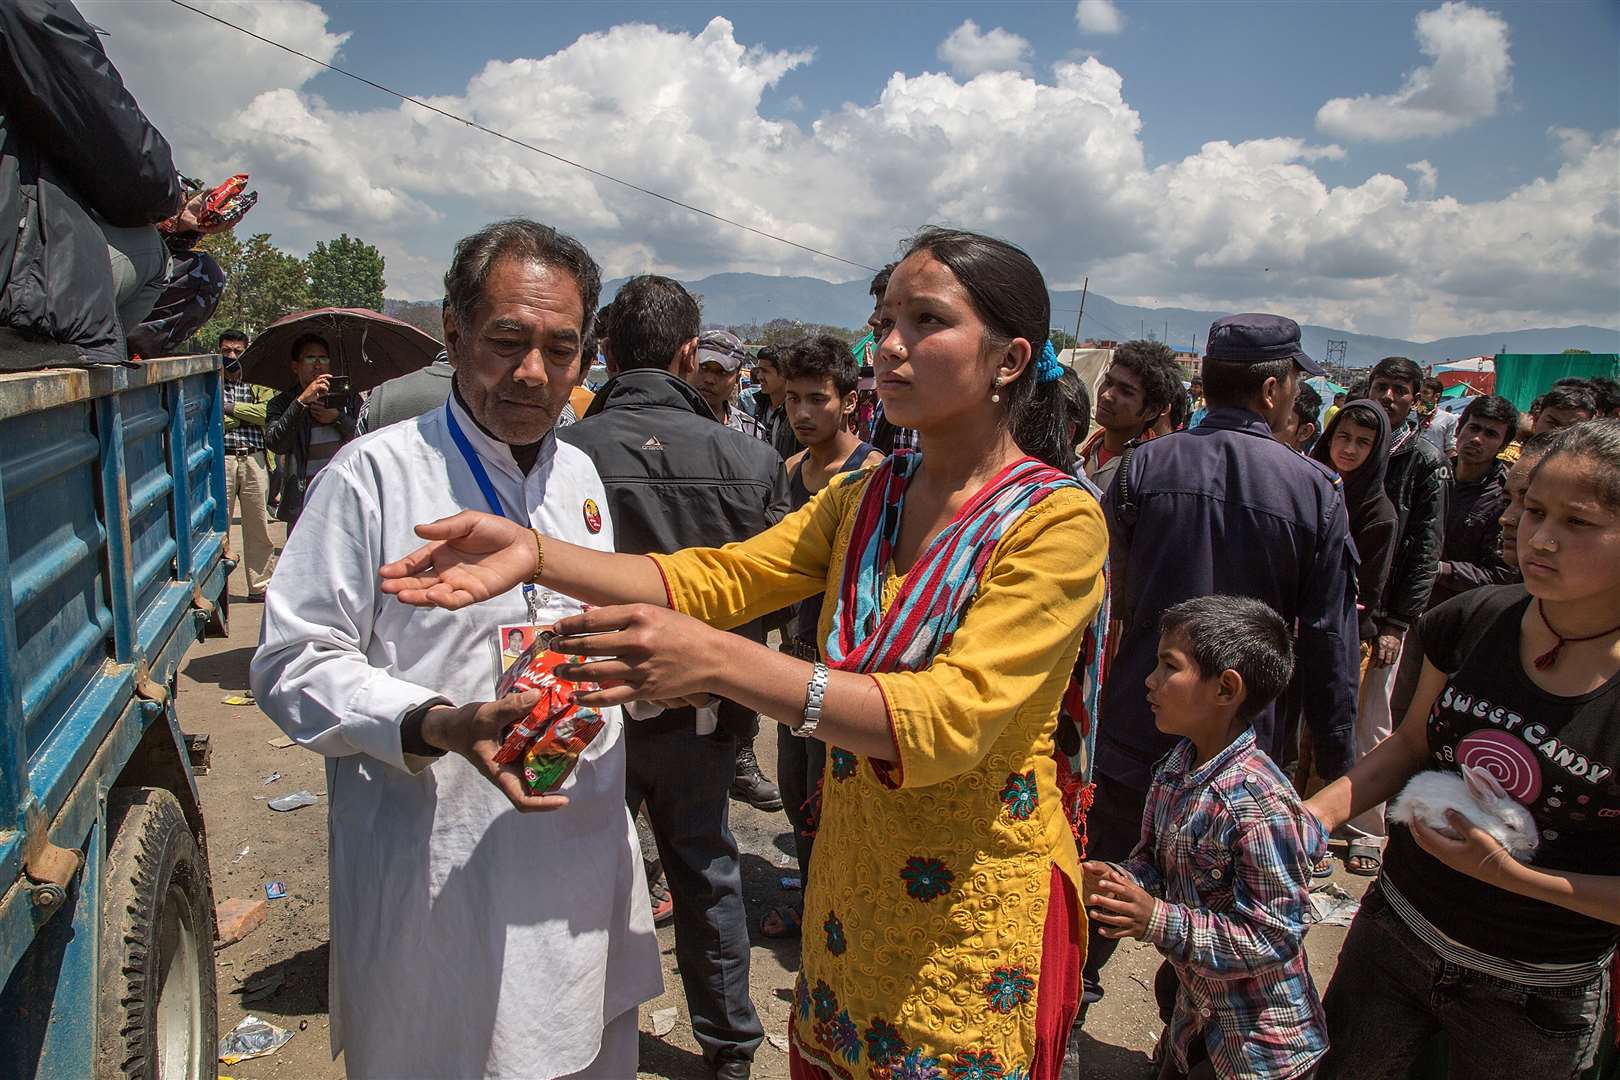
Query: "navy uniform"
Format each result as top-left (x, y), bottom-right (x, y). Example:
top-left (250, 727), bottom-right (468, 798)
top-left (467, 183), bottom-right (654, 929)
top-left (1082, 314), bottom-right (1360, 1014)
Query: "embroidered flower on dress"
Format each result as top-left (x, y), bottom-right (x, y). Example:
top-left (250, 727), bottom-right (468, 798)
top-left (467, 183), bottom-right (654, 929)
top-left (890, 1047), bottom-right (946, 1080)
top-left (952, 1050), bottom-right (1006, 1079)
top-left (899, 856), bottom-right (954, 902)
top-left (982, 966), bottom-right (1035, 1013)
top-left (999, 771), bottom-right (1038, 820)
top-left (830, 747), bottom-right (858, 780)
top-left (864, 1017), bottom-right (906, 1066)
top-left (1003, 1068), bottom-right (1029, 1080)
top-left (795, 973), bottom-right (810, 1022)
top-left (812, 980), bottom-right (838, 1022)
top-left (824, 912), bottom-right (846, 955)
top-left (825, 1009), bottom-right (860, 1063)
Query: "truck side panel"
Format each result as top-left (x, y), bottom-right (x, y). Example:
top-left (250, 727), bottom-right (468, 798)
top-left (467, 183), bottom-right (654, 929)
top-left (0, 359), bottom-right (228, 1075)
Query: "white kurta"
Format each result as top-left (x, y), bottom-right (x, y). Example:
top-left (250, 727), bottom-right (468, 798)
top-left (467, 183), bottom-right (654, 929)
top-left (251, 394), bottom-right (661, 1079)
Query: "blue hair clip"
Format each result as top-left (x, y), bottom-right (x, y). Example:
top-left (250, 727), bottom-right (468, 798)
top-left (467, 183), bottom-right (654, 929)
top-left (1034, 339), bottom-right (1063, 384)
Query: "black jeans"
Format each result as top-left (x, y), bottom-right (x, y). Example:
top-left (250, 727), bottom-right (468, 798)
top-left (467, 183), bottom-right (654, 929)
top-left (1318, 882), bottom-right (1608, 1080)
top-left (624, 725), bottom-right (765, 1067)
top-left (776, 723), bottom-right (827, 878)
top-left (1081, 777), bottom-right (1178, 1019)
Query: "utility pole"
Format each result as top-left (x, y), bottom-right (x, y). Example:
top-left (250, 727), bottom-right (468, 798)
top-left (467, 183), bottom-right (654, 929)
top-left (1071, 277), bottom-right (1088, 346)
top-left (1140, 319), bottom-right (1145, 338)
top-left (1165, 320), bottom-right (1170, 346)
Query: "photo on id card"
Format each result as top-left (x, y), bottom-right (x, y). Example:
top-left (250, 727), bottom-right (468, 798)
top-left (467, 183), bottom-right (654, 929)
top-left (497, 623), bottom-right (557, 681)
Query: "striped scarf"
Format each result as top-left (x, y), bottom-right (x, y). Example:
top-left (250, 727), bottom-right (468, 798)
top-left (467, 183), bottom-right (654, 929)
top-left (824, 451), bottom-right (1080, 677)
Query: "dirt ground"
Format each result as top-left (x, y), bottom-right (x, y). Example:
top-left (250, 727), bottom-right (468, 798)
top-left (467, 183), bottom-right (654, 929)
top-left (188, 522), bottom-right (1368, 1080)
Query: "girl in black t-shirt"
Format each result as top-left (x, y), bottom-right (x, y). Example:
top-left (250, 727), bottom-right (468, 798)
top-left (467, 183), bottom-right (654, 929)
top-left (1306, 419), bottom-right (1620, 1079)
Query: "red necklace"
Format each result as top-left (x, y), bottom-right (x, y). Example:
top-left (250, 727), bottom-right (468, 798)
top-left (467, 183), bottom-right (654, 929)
top-left (1534, 599), bottom-right (1620, 670)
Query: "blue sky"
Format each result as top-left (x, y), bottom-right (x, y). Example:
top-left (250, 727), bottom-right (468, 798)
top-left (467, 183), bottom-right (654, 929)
top-left (92, 0), bottom-right (1619, 338)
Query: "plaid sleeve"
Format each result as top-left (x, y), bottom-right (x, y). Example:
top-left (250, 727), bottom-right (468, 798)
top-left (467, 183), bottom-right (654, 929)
top-left (1147, 814), bottom-right (1313, 981)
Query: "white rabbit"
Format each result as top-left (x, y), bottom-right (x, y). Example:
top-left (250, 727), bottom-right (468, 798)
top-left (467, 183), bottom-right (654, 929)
top-left (1388, 765), bottom-right (1540, 861)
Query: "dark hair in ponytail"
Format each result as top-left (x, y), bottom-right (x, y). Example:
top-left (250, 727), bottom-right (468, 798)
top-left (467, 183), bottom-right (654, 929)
top-left (899, 226), bottom-right (1073, 471)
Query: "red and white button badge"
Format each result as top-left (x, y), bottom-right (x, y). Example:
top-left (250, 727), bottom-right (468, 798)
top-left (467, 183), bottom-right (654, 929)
top-left (582, 498), bottom-right (602, 534)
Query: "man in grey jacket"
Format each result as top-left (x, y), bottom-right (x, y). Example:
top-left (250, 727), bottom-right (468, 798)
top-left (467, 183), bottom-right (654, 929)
top-left (559, 275), bottom-right (786, 1080)
top-left (358, 350), bottom-right (455, 434)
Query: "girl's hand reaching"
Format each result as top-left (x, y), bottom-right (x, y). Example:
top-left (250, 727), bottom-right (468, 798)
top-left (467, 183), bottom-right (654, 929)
top-left (380, 510), bottom-right (536, 609)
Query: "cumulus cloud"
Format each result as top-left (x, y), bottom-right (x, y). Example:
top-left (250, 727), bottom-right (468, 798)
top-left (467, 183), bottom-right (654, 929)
top-left (87, 5), bottom-right (1617, 336)
top-left (84, 0), bottom-right (346, 169)
top-left (937, 20), bottom-right (1032, 77)
top-left (1076, 0), bottom-right (1126, 35)
top-left (1407, 160), bottom-right (1438, 197)
top-left (1316, 2), bottom-right (1512, 141)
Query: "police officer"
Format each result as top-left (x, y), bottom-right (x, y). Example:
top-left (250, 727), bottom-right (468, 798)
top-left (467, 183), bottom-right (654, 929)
top-left (1081, 314), bottom-right (1360, 1021)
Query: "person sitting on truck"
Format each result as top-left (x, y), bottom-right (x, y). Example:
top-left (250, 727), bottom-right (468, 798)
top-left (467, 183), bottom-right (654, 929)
top-left (0, 0), bottom-right (186, 368)
top-left (264, 333), bottom-right (358, 527)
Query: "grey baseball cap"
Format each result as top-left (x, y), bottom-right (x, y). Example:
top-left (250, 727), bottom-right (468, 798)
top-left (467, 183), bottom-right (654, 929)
top-left (696, 330), bottom-right (750, 373)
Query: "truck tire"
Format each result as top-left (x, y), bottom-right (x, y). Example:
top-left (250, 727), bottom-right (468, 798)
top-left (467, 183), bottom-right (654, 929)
top-left (97, 788), bottom-right (217, 1080)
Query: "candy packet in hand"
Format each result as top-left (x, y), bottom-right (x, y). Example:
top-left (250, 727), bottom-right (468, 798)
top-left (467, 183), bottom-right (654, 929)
top-left (491, 633), bottom-right (605, 794)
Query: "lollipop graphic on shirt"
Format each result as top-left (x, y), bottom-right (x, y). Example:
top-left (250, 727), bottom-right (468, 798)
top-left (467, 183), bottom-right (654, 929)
top-left (1455, 730), bottom-right (1542, 804)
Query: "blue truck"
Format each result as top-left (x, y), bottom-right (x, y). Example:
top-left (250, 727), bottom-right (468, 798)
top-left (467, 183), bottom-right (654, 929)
top-left (0, 356), bottom-right (229, 1079)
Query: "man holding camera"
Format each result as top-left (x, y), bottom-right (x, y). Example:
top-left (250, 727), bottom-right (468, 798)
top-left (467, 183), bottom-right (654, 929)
top-left (265, 332), bottom-right (359, 527)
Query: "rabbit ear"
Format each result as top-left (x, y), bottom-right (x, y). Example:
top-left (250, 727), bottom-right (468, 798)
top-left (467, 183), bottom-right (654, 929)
top-left (1462, 765), bottom-right (1505, 803)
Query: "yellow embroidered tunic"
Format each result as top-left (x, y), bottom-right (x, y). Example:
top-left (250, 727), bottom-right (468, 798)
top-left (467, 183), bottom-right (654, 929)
top-left (652, 468), bottom-right (1107, 1079)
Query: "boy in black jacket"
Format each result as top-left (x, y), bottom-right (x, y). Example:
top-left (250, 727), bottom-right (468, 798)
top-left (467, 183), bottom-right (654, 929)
top-left (1341, 356), bottom-right (1448, 874)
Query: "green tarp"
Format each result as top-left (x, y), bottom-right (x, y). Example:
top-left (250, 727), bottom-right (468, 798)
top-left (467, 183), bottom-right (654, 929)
top-left (1492, 353), bottom-right (1620, 411)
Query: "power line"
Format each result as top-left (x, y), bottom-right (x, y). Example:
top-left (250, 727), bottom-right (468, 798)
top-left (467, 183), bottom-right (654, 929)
top-left (165, 0), bottom-right (877, 274)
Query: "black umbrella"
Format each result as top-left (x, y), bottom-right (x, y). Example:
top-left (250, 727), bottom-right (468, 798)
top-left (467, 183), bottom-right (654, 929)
top-left (236, 307), bottom-right (442, 393)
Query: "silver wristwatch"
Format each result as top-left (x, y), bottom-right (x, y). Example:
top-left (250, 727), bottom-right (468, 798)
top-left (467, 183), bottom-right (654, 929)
top-left (796, 662), bottom-right (828, 738)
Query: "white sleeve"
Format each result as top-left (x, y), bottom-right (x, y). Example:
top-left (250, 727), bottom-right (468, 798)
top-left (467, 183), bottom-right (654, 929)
top-left (250, 461), bottom-right (445, 774)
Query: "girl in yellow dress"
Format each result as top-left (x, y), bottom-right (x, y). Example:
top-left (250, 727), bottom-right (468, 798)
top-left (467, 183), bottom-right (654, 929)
top-left (383, 227), bottom-right (1108, 1080)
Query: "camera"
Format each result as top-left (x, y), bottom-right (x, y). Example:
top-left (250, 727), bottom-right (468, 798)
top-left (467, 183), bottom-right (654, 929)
top-left (323, 375), bottom-right (352, 402)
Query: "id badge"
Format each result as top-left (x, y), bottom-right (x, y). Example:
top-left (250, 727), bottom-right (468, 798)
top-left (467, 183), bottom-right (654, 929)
top-left (496, 623), bottom-right (557, 685)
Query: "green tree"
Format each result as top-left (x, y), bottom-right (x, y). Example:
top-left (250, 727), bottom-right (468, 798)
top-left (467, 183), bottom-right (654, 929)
top-left (307, 233), bottom-right (386, 311)
top-left (1049, 329), bottom-right (1080, 351)
top-left (1562, 348), bottom-right (1592, 354)
top-left (184, 230), bottom-right (312, 352)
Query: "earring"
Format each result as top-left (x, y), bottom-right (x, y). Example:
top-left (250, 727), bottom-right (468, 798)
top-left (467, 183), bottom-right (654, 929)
top-left (990, 379), bottom-right (1002, 404)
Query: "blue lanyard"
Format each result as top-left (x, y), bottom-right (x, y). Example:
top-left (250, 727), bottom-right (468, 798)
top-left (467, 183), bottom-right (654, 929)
top-left (444, 402), bottom-right (540, 617)
top-left (444, 402), bottom-right (518, 521)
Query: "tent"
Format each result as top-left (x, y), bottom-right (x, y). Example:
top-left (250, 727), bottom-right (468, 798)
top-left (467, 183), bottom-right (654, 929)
top-left (1434, 356), bottom-right (1495, 396)
top-left (1058, 348), bottom-right (1113, 398)
top-left (1492, 353), bottom-right (1620, 411)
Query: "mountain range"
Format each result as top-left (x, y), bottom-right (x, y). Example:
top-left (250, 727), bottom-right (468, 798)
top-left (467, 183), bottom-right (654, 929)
top-left (388, 271), bottom-right (1620, 366)
top-left (614, 272), bottom-right (1620, 365)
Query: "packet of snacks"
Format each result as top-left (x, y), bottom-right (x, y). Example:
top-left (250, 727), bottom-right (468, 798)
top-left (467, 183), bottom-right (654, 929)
top-left (491, 633), bottom-right (605, 794)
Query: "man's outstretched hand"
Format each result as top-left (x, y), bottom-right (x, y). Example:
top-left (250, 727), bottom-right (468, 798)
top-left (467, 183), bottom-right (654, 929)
top-left (380, 510), bottom-right (536, 609)
top-left (420, 691), bottom-right (570, 812)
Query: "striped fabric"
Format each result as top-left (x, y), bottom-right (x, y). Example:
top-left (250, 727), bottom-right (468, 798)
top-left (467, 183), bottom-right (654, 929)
top-left (823, 451), bottom-right (1080, 677)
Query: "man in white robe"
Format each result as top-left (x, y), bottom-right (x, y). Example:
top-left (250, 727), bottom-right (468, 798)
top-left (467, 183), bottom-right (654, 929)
top-left (252, 220), bottom-right (660, 1078)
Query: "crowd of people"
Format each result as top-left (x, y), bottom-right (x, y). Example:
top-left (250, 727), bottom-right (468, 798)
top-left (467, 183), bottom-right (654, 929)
top-left (229, 213), bottom-right (1620, 1080)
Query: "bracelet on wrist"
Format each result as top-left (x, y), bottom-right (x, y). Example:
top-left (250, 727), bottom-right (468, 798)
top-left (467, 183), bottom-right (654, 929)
top-left (529, 528), bottom-right (545, 585)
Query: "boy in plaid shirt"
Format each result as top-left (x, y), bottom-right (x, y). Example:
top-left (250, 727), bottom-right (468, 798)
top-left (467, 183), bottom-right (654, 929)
top-left (1085, 596), bottom-right (1328, 1079)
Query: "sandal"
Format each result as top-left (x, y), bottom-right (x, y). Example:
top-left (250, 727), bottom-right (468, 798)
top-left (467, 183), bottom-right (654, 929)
top-left (649, 880), bottom-right (674, 925)
top-left (1309, 854), bottom-right (1336, 885)
top-left (1345, 840), bottom-right (1383, 877)
top-left (761, 906), bottom-right (802, 939)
